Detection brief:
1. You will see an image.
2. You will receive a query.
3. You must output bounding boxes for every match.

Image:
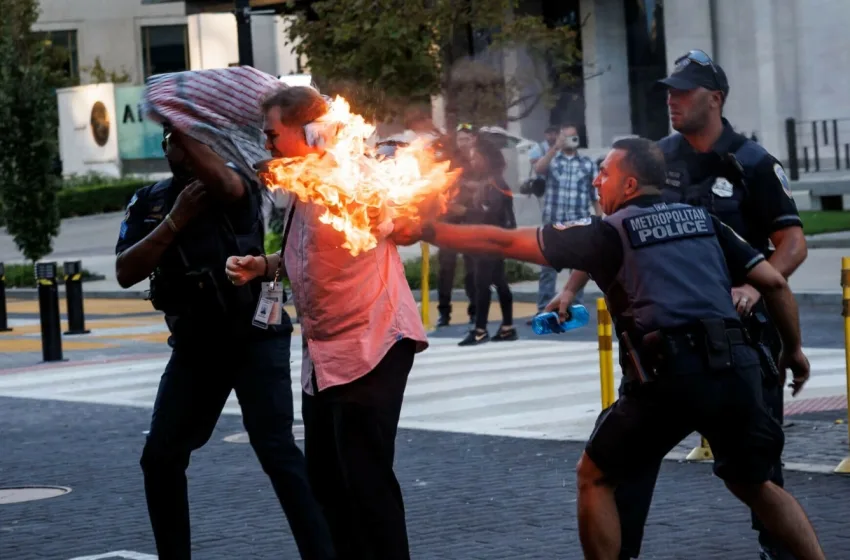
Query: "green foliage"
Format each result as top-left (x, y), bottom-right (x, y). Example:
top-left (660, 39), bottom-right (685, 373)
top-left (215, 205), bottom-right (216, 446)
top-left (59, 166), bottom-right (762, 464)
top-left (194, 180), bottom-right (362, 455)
top-left (83, 56), bottom-right (131, 84)
top-left (3, 262), bottom-right (99, 288)
top-left (0, 0), bottom-right (62, 262)
top-left (57, 179), bottom-right (147, 218)
top-left (403, 255), bottom-right (538, 290)
top-left (287, 0), bottom-right (581, 125)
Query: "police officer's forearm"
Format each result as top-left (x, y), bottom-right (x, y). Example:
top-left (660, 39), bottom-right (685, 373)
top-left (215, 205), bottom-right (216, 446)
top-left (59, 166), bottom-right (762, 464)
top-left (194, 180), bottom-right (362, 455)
top-left (768, 227), bottom-right (808, 278)
top-left (116, 222), bottom-right (176, 288)
top-left (427, 223), bottom-right (548, 266)
top-left (747, 262), bottom-right (802, 350)
top-left (564, 270), bottom-right (590, 294)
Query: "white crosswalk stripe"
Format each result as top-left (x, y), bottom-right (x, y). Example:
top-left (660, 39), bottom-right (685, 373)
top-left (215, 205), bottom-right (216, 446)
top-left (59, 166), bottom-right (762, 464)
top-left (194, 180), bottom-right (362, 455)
top-left (0, 339), bottom-right (846, 441)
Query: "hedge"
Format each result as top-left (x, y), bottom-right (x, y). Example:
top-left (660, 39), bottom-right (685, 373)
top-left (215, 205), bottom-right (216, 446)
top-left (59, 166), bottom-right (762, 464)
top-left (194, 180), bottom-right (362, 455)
top-left (58, 179), bottom-right (148, 219)
top-left (4, 263), bottom-right (99, 288)
top-left (404, 255), bottom-right (539, 290)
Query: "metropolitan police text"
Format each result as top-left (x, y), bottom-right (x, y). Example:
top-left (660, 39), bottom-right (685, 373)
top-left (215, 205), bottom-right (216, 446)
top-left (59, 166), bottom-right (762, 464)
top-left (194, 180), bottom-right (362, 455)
top-left (628, 207), bottom-right (710, 244)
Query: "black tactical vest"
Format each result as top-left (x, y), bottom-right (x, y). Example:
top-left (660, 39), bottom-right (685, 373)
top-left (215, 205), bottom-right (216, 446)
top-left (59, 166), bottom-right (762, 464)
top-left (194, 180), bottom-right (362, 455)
top-left (148, 178), bottom-right (266, 330)
top-left (658, 132), bottom-right (769, 254)
top-left (603, 202), bottom-right (740, 336)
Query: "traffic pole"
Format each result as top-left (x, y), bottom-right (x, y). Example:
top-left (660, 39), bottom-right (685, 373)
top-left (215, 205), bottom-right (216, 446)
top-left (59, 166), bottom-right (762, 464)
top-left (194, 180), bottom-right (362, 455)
top-left (35, 262), bottom-right (63, 362)
top-left (597, 298), bottom-right (615, 409)
top-left (0, 262), bottom-right (11, 332)
top-left (63, 261), bottom-right (90, 335)
top-left (421, 242), bottom-right (430, 329)
top-left (835, 256), bottom-right (850, 473)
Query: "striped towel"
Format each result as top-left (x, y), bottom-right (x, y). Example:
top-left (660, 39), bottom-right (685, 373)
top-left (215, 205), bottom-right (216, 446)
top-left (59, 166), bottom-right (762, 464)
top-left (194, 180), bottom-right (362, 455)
top-left (141, 66), bottom-right (282, 179)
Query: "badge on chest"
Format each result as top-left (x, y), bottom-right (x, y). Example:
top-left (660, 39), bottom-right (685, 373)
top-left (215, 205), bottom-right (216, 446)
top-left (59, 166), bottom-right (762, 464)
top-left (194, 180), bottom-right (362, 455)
top-left (711, 177), bottom-right (734, 198)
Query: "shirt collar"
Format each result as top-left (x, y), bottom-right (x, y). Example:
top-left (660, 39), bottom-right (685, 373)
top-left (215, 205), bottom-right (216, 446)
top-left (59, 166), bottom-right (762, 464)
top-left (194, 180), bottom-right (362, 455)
top-left (616, 193), bottom-right (664, 212)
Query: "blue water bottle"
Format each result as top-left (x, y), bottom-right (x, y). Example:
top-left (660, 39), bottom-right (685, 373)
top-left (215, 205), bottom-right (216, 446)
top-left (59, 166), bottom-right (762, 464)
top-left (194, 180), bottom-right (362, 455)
top-left (531, 304), bottom-right (590, 335)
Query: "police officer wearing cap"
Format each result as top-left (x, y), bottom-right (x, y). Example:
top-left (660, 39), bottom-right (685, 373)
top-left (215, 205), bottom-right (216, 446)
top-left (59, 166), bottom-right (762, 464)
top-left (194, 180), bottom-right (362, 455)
top-left (551, 50), bottom-right (808, 560)
top-left (115, 127), bottom-right (335, 559)
top-left (388, 137), bottom-right (824, 560)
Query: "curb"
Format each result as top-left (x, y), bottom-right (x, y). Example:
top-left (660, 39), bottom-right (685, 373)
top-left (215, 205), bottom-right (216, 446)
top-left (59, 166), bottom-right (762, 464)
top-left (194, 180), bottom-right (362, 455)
top-left (806, 238), bottom-right (850, 249)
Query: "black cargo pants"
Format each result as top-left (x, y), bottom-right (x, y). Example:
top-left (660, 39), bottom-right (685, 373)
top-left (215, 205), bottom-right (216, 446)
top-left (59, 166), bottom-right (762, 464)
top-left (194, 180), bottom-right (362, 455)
top-left (140, 334), bottom-right (335, 560)
top-left (613, 317), bottom-right (786, 559)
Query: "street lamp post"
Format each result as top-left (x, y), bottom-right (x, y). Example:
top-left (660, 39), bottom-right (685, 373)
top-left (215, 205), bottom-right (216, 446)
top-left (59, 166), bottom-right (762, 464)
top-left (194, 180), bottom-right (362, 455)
top-left (234, 0), bottom-right (254, 67)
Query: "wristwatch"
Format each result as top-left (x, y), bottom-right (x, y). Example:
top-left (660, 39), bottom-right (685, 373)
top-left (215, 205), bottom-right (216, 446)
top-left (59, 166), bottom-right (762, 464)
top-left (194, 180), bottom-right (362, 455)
top-left (421, 222), bottom-right (437, 243)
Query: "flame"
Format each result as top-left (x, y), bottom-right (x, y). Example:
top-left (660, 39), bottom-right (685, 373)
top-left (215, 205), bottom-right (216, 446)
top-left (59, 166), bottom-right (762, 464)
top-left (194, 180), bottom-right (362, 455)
top-left (258, 96), bottom-right (461, 256)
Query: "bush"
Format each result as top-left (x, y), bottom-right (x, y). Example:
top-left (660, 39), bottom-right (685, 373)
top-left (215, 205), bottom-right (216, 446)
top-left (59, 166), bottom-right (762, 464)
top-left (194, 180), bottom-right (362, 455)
top-left (4, 262), bottom-right (99, 288)
top-left (58, 179), bottom-right (148, 219)
top-left (404, 255), bottom-right (539, 290)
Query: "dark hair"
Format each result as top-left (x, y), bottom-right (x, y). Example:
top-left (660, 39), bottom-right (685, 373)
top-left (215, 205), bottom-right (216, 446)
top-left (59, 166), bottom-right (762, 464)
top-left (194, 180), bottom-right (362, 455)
top-left (261, 85), bottom-right (328, 126)
top-left (610, 137), bottom-right (666, 188)
top-left (560, 123), bottom-right (578, 132)
top-left (545, 125), bottom-right (559, 134)
top-left (473, 137), bottom-right (506, 175)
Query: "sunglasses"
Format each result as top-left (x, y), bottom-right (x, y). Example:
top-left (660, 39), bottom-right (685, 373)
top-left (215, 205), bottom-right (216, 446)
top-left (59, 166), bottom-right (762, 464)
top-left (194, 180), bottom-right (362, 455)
top-left (674, 49), bottom-right (723, 90)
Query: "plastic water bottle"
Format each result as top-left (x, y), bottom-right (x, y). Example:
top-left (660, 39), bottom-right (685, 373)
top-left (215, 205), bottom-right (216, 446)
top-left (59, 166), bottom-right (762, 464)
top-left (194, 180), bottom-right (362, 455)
top-left (531, 305), bottom-right (590, 335)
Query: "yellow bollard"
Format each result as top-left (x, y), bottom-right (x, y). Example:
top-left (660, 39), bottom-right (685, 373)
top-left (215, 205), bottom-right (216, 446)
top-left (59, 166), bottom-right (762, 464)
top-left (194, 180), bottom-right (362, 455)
top-left (420, 241), bottom-right (430, 329)
top-left (597, 298), bottom-right (616, 409)
top-left (835, 256), bottom-right (850, 473)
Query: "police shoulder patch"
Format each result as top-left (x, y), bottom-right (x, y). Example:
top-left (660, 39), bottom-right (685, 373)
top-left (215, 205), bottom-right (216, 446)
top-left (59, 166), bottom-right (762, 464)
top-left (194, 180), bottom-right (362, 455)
top-left (552, 217), bottom-right (592, 230)
top-left (773, 163), bottom-right (792, 198)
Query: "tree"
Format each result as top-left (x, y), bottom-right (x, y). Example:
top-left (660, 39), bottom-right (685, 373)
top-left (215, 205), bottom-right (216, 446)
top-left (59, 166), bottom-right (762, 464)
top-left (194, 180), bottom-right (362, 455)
top-left (285, 0), bottom-right (581, 127)
top-left (83, 56), bottom-right (131, 84)
top-left (0, 0), bottom-right (61, 262)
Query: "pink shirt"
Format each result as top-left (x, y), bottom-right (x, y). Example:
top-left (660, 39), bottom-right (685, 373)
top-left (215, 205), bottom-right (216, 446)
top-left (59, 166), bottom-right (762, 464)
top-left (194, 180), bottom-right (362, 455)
top-left (285, 201), bottom-right (429, 396)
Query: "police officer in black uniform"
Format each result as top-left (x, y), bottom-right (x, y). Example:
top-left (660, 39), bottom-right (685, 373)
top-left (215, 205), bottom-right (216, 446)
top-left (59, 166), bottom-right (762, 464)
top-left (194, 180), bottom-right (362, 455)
top-left (616, 51), bottom-right (807, 560)
top-left (388, 137), bottom-right (825, 560)
top-left (116, 126), bottom-right (335, 559)
top-left (551, 51), bottom-right (808, 560)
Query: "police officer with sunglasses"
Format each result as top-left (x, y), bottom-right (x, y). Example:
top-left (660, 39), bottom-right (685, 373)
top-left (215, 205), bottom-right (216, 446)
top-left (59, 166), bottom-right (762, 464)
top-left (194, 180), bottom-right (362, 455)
top-left (561, 50), bottom-right (807, 560)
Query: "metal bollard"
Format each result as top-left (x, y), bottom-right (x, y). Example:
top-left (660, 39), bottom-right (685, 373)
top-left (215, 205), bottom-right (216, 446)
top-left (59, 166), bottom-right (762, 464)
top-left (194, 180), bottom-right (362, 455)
top-left (0, 262), bottom-right (12, 332)
top-left (597, 298), bottom-right (615, 409)
top-left (63, 261), bottom-right (90, 335)
top-left (835, 256), bottom-right (850, 474)
top-left (35, 262), bottom-right (63, 362)
top-left (420, 241), bottom-right (430, 329)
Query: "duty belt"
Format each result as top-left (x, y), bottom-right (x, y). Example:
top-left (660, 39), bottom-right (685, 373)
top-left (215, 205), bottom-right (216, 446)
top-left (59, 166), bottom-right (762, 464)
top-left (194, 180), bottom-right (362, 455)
top-left (620, 318), bottom-right (750, 384)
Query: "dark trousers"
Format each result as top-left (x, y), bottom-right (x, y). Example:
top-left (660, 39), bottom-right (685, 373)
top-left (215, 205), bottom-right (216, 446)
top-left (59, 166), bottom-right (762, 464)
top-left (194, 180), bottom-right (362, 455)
top-left (473, 258), bottom-right (513, 330)
top-left (302, 338), bottom-right (416, 560)
top-left (140, 335), bottom-right (335, 560)
top-left (615, 364), bottom-right (786, 559)
top-left (437, 249), bottom-right (476, 321)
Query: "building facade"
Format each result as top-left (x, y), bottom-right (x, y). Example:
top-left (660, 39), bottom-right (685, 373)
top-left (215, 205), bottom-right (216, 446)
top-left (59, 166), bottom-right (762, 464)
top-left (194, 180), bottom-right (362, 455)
top-left (34, 0), bottom-right (300, 86)
top-left (511, 0), bottom-right (850, 172)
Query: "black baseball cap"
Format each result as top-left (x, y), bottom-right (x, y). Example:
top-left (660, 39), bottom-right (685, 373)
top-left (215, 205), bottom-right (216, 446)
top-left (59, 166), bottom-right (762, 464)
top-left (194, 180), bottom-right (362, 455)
top-left (656, 50), bottom-right (729, 99)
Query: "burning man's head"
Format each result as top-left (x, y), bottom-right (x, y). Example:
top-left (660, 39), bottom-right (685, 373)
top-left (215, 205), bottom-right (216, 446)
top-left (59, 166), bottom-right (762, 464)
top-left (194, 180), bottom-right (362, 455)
top-left (593, 137), bottom-right (665, 215)
top-left (261, 86), bottom-right (330, 158)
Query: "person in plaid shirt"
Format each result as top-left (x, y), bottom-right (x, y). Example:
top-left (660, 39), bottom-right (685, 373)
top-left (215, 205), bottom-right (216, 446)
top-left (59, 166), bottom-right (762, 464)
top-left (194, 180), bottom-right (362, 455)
top-left (530, 124), bottom-right (601, 316)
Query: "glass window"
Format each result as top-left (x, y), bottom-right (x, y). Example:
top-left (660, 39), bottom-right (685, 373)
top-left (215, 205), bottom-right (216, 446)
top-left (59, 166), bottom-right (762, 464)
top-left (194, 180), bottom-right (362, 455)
top-left (141, 25), bottom-right (189, 79)
top-left (34, 29), bottom-right (79, 82)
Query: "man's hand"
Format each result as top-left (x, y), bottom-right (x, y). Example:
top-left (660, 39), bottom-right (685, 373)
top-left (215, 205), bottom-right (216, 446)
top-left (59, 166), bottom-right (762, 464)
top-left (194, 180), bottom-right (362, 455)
top-left (169, 181), bottom-right (207, 231)
top-left (778, 346), bottom-right (810, 396)
top-left (731, 284), bottom-right (761, 316)
top-left (389, 217), bottom-right (424, 246)
top-left (544, 287), bottom-right (575, 322)
top-left (225, 255), bottom-right (264, 286)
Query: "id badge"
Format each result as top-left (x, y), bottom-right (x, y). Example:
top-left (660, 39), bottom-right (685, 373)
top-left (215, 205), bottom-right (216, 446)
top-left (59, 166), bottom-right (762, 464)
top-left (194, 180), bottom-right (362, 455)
top-left (253, 281), bottom-right (284, 329)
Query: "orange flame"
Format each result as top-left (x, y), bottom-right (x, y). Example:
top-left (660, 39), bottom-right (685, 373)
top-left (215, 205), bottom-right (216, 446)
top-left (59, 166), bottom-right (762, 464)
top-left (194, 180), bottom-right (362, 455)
top-left (258, 96), bottom-right (461, 256)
